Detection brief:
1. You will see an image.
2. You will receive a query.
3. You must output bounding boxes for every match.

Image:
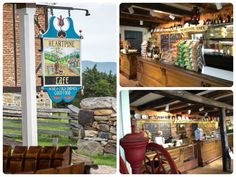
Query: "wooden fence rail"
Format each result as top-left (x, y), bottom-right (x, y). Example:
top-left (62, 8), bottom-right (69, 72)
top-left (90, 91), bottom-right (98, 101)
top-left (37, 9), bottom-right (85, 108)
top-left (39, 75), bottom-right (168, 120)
top-left (3, 105), bottom-right (81, 142)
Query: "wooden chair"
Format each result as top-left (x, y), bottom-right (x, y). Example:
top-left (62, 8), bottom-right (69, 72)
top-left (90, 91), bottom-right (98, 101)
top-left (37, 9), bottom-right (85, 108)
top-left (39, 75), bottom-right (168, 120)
top-left (35, 168), bottom-right (56, 174)
top-left (38, 146), bottom-right (56, 170)
top-left (56, 165), bottom-right (72, 174)
top-left (8, 146), bottom-right (27, 173)
top-left (23, 146), bottom-right (42, 172)
top-left (3, 145), bottom-right (12, 173)
top-left (144, 143), bottom-right (180, 174)
top-left (71, 163), bottom-right (85, 174)
top-left (53, 146), bottom-right (71, 168)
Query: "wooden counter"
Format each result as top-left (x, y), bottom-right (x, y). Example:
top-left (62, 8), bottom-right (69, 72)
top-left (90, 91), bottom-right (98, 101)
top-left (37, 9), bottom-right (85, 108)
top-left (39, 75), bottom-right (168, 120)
top-left (137, 57), bottom-right (232, 87)
top-left (196, 139), bottom-right (222, 167)
top-left (120, 52), bottom-right (138, 79)
top-left (146, 143), bottom-right (198, 173)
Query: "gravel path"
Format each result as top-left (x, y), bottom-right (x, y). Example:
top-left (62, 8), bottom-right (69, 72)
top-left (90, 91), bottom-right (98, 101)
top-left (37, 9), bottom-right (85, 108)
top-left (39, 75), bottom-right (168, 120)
top-left (90, 165), bottom-right (116, 174)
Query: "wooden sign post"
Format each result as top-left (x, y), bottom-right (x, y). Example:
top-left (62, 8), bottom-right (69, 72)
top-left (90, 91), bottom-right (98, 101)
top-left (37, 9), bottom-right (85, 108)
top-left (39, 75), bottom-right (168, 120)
top-left (17, 3), bottom-right (38, 146)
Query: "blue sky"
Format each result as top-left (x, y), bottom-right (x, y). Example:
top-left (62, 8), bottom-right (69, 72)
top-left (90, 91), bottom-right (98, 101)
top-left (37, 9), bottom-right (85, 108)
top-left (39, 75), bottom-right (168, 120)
top-left (49, 3), bottom-right (117, 62)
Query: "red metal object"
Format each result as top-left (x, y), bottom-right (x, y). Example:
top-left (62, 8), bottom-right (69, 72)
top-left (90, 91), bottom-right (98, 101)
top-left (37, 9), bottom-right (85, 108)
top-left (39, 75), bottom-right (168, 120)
top-left (120, 133), bottom-right (148, 174)
top-left (119, 155), bottom-right (129, 174)
top-left (144, 143), bottom-right (180, 174)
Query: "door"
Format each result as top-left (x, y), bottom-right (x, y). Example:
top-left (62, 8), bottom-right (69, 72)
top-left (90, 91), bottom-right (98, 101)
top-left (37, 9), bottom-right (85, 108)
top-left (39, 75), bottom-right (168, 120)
top-left (124, 30), bottom-right (143, 52)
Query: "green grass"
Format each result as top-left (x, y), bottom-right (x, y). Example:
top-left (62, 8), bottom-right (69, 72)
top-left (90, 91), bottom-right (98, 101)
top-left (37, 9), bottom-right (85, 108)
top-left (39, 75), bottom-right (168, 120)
top-left (79, 151), bottom-right (116, 167)
top-left (92, 154), bottom-right (116, 167)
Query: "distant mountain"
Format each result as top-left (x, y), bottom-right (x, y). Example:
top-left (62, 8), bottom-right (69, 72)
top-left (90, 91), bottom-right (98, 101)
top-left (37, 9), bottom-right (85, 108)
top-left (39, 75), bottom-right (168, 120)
top-left (82, 60), bottom-right (117, 75)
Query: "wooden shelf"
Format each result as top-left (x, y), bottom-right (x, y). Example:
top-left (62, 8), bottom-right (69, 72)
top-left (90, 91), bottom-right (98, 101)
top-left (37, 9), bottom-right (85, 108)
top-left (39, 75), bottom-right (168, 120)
top-left (133, 119), bottom-right (218, 124)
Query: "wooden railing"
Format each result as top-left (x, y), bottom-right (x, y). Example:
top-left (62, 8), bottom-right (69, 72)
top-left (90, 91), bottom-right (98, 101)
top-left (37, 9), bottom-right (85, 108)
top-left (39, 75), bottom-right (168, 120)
top-left (3, 105), bottom-right (81, 141)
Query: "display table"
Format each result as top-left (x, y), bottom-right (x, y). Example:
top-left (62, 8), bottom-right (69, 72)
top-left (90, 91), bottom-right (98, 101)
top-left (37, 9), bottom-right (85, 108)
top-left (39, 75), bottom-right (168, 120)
top-left (137, 57), bottom-right (232, 87)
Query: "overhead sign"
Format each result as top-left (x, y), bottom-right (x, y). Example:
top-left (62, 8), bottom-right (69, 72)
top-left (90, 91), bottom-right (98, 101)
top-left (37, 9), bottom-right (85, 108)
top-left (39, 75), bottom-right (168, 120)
top-left (41, 15), bottom-right (82, 103)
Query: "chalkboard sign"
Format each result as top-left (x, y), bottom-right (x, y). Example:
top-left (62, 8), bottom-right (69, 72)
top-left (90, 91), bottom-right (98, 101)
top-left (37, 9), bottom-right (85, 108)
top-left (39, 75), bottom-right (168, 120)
top-left (170, 34), bottom-right (182, 48)
top-left (144, 123), bottom-right (171, 140)
top-left (161, 34), bottom-right (169, 51)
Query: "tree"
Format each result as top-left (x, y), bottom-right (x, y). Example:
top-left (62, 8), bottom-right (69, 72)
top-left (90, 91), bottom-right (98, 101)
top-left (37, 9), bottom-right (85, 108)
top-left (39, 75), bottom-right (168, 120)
top-left (54, 64), bottom-right (116, 108)
top-left (82, 64), bottom-right (116, 98)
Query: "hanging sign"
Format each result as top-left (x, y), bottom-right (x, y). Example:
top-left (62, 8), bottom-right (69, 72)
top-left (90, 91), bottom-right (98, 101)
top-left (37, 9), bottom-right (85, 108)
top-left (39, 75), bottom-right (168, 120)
top-left (41, 15), bottom-right (82, 103)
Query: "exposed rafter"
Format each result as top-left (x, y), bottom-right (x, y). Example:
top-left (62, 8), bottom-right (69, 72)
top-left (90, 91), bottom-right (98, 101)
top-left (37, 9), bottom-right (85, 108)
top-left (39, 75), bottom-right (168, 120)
top-left (152, 90), bottom-right (233, 110)
top-left (137, 97), bottom-right (175, 111)
top-left (129, 3), bottom-right (193, 16)
top-left (120, 13), bottom-right (167, 24)
top-left (129, 90), bottom-right (150, 103)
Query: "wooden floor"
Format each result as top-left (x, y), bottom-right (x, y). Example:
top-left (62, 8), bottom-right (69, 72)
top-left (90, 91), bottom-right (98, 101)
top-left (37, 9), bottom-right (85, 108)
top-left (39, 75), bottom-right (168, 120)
top-left (120, 73), bottom-right (139, 87)
top-left (185, 158), bottom-right (232, 174)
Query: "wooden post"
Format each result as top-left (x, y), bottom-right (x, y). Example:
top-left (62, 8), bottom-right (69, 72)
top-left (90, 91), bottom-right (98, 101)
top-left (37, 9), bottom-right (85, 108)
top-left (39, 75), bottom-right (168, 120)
top-left (219, 108), bottom-right (230, 172)
top-left (68, 112), bottom-right (72, 139)
top-left (17, 3), bottom-right (38, 146)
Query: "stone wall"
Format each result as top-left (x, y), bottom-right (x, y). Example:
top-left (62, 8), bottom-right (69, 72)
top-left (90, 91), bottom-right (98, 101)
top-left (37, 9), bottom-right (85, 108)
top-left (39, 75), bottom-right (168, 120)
top-left (3, 92), bottom-right (52, 109)
top-left (77, 97), bottom-right (117, 156)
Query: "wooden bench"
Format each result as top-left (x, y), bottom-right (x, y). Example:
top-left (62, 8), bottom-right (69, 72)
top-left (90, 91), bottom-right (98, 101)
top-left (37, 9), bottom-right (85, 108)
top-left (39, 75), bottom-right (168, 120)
top-left (3, 145), bottom-right (86, 174)
top-left (23, 163), bottom-right (85, 174)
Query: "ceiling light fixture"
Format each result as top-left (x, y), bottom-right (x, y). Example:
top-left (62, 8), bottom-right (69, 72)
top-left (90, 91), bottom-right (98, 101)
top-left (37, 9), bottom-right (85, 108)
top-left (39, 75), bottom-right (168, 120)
top-left (128, 6), bottom-right (134, 14)
top-left (150, 10), bottom-right (155, 17)
top-left (169, 14), bottom-right (175, 20)
top-left (140, 20), bottom-right (143, 26)
top-left (165, 104), bottom-right (169, 112)
top-left (215, 3), bottom-right (222, 10)
top-left (188, 109), bottom-right (191, 115)
top-left (199, 107), bottom-right (204, 112)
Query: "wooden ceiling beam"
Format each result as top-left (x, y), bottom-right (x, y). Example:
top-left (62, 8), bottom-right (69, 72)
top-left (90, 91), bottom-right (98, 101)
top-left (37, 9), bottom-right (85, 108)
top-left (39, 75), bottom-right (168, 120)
top-left (120, 19), bottom-right (156, 28)
top-left (137, 97), bottom-right (175, 111)
top-left (201, 90), bottom-right (232, 99)
top-left (167, 91), bottom-right (232, 111)
top-left (120, 13), bottom-right (167, 24)
top-left (153, 90), bottom-right (233, 110)
top-left (171, 104), bottom-right (215, 114)
top-left (130, 3), bottom-right (193, 16)
top-left (129, 90), bottom-right (151, 103)
top-left (216, 96), bottom-right (233, 105)
top-left (208, 110), bottom-right (233, 117)
top-left (189, 106), bottom-right (219, 114)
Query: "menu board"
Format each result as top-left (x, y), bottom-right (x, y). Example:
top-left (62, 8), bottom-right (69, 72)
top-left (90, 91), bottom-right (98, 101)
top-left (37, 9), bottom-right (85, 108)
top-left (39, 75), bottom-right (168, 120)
top-left (144, 123), bottom-right (171, 140)
top-left (170, 34), bottom-right (182, 48)
top-left (161, 34), bottom-right (170, 51)
top-left (161, 33), bottom-right (182, 50)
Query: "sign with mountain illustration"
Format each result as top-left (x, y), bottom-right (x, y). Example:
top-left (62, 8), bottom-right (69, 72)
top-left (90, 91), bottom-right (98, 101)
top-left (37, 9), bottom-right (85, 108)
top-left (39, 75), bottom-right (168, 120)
top-left (43, 38), bottom-right (81, 86)
top-left (41, 15), bottom-right (82, 103)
